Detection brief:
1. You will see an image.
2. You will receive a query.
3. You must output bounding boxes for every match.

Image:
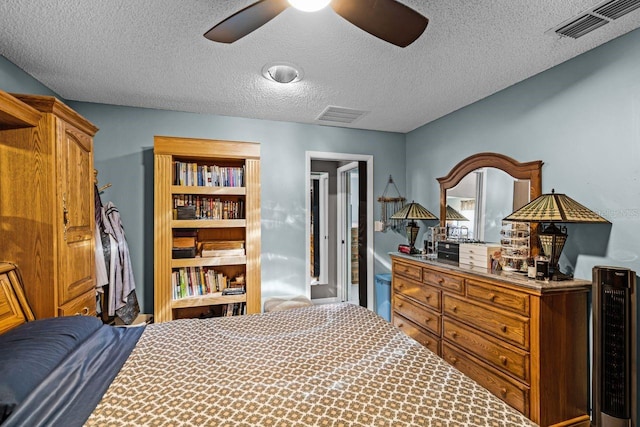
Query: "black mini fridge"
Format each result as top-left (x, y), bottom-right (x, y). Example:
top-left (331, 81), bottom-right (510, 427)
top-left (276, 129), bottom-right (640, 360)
top-left (592, 266), bottom-right (637, 427)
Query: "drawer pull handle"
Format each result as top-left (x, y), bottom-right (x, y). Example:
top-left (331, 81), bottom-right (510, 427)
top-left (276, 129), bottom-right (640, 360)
top-left (500, 388), bottom-right (508, 397)
top-left (451, 331), bottom-right (458, 339)
top-left (488, 293), bottom-right (496, 301)
top-left (397, 302), bottom-right (403, 308)
top-left (452, 305), bottom-right (458, 313)
top-left (500, 356), bottom-right (508, 365)
top-left (398, 323), bottom-right (404, 328)
top-left (450, 357), bottom-right (458, 365)
top-left (425, 295), bottom-right (431, 300)
top-left (423, 340), bottom-right (430, 346)
top-left (424, 317), bottom-right (431, 323)
top-left (438, 278), bottom-right (445, 284)
top-left (501, 325), bottom-right (508, 333)
top-left (398, 283), bottom-right (404, 289)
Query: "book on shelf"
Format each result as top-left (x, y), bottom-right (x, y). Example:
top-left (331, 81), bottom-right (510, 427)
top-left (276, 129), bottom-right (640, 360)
top-left (172, 266), bottom-right (230, 299)
top-left (222, 286), bottom-right (245, 296)
top-left (173, 161), bottom-right (245, 188)
top-left (222, 302), bottom-right (246, 316)
top-left (173, 195), bottom-right (244, 220)
top-left (199, 240), bottom-right (245, 257)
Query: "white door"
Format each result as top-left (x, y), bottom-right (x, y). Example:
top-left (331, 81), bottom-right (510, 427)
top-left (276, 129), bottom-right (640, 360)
top-left (337, 162), bottom-right (359, 304)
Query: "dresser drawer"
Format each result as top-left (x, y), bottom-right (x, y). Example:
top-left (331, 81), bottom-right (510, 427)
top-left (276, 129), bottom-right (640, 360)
top-left (443, 318), bottom-right (529, 382)
top-left (423, 268), bottom-right (464, 294)
top-left (394, 295), bottom-right (441, 336)
top-left (393, 260), bottom-right (422, 281)
top-left (443, 295), bottom-right (529, 349)
top-left (58, 288), bottom-right (96, 317)
top-left (394, 314), bottom-right (440, 355)
top-left (394, 276), bottom-right (441, 311)
top-left (442, 342), bottom-right (529, 416)
top-left (466, 279), bottom-right (530, 316)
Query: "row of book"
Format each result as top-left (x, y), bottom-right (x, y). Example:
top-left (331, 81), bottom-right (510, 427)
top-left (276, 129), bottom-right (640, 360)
top-left (222, 302), bottom-right (246, 316)
top-left (173, 162), bottom-right (244, 187)
top-left (172, 266), bottom-right (240, 299)
top-left (173, 195), bottom-right (244, 220)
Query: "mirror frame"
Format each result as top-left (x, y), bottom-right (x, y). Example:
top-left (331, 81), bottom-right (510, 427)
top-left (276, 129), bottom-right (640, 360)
top-left (437, 152), bottom-right (543, 244)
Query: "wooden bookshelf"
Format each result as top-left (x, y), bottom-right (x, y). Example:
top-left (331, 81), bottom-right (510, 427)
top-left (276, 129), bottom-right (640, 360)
top-left (154, 136), bottom-right (261, 322)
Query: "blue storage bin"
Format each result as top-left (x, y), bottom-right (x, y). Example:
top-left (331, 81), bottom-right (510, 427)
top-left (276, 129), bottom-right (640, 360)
top-left (375, 273), bottom-right (392, 321)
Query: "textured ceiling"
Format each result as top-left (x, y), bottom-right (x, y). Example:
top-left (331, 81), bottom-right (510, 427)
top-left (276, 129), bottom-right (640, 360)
top-left (1, 0), bottom-right (640, 133)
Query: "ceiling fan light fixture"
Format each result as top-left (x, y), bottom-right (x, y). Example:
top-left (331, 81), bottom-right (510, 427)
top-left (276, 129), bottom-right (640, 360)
top-left (262, 63), bottom-right (303, 84)
top-left (287, 0), bottom-right (331, 12)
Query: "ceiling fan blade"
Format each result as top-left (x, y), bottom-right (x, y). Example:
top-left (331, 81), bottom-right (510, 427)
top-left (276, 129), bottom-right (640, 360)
top-left (331, 0), bottom-right (428, 47)
top-left (204, 0), bottom-right (289, 43)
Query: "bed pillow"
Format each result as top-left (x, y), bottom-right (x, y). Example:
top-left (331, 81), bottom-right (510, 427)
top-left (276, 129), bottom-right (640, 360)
top-left (0, 315), bottom-right (103, 422)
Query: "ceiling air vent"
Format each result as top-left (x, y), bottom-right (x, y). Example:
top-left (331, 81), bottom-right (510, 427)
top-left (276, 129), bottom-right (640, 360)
top-left (550, 0), bottom-right (640, 39)
top-left (316, 106), bottom-right (368, 124)
top-left (555, 14), bottom-right (608, 38)
top-left (593, 0), bottom-right (640, 20)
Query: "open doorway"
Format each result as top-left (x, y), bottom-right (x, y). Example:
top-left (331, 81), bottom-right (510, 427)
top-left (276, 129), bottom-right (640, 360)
top-left (305, 151), bottom-right (373, 310)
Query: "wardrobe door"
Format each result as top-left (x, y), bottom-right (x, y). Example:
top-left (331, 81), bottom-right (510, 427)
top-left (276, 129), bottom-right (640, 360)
top-left (56, 120), bottom-right (95, 311)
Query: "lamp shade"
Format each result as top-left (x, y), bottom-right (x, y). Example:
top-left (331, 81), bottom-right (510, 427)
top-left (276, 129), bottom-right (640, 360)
top-left (390, 201), bottom-right (438, 221)
top-left (503, 189), bottom-right (610, 223)
top-left (446, 205), bottom-right (469, 221)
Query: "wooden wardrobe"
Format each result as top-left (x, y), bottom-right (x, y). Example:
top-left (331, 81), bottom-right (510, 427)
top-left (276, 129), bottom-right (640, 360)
top-left (0, 90), bottom-right (98, 318)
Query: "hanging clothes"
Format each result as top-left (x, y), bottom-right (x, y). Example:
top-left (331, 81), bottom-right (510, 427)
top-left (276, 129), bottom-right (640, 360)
top-left (99, 200), bottom-right (140, 324)
top-left (94, 186), bottom-right (109, 297)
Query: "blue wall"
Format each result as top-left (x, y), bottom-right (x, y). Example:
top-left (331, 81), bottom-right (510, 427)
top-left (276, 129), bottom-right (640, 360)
top-left (68, 103), bottom-right (407, 312)
top-left (406, 29), bottom-right (640, 280)
top-left (406, 27), bottom-right (640, 417)
top-left (0, 56), bottom-right (407, 314)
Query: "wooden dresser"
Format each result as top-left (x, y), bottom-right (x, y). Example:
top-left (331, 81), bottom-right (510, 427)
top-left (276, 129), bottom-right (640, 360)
top-left (0, 91), bottom-right (98, 318)
top-left (391, 253), bottom-right (591, 427)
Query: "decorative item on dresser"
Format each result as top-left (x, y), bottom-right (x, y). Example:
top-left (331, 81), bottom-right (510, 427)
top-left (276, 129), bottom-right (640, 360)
top-left (504, 189), bottom-right (610, 281)
top-left (0, 90), bottom-right (98, 318)
top-left (391, 253), bottom-right (592, 427)
top-left (390, 201), bottom-right (438, 254)
top-left (153, 136), bottom-right (261, 322)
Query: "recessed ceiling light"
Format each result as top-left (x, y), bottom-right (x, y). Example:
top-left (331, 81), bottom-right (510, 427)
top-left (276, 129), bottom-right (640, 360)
top-left (262, 62), bottom-right (304, 84)
top-left (288, 0), bottom-right (331, 12)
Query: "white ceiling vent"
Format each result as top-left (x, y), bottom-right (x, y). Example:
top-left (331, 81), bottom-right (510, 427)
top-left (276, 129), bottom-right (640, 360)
top-left (594, 0), bottom-right (640, 19)
top-left (550, 0), bottom-right (640, 39)
top-left (316, 106), bottom-right (369, 124)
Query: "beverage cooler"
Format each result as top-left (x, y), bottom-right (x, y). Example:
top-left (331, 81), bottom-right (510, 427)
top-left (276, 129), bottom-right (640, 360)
top-left (592, 266), bottom-right (637, 427)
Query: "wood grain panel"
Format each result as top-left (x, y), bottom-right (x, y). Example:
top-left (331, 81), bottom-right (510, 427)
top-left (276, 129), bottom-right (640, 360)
top-left (394, 294), bottom-right (441, 335)
top-left (245, 158), bottom-right (261, 314)
top-left (393, 275), bottom-right (441, 311)
top-left (466, 278), bottom-right (530, 316)
top-left (443, 317), bottom-right (529, 381)
top-left (444, 294), bottom-right (530, 349)
top-left (154, 153), bottom-right (174, 323)
top-left (443, 342), bottom-right (530, 416)
top-left (393, 313), bottom-right (440, 355)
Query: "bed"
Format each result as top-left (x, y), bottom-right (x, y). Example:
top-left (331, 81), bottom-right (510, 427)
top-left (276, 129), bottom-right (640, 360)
top-left (1, 292), bottom-right (537, 426)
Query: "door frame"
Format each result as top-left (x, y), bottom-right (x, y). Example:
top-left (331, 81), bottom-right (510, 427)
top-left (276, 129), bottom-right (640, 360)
top-left (336, 161), bottom-right (358, 303)
top-left (305, 151), bottom-right (374, 310)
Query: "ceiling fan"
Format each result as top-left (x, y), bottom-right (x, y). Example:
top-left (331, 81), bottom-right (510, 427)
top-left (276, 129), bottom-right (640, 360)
top-left (204, 0), bottom-right (428, 48)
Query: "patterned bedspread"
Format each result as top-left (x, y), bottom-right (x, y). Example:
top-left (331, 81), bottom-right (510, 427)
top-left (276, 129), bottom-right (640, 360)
top-left (86, 303), bottom-right (537, 426)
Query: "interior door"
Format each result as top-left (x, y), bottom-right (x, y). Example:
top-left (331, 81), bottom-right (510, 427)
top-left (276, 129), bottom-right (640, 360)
top-left (337, 162), bottom-right (358, 304)
top-left (57, 121), bottom-right (95, 306)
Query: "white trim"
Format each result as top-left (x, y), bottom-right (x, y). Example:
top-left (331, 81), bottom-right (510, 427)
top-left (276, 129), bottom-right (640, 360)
top-left (305, 151), bottom-right (374, 311)
top-left (310, 172), bottom-right (329, 286)
top-left (337, 162), bottom-right (358, 303)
